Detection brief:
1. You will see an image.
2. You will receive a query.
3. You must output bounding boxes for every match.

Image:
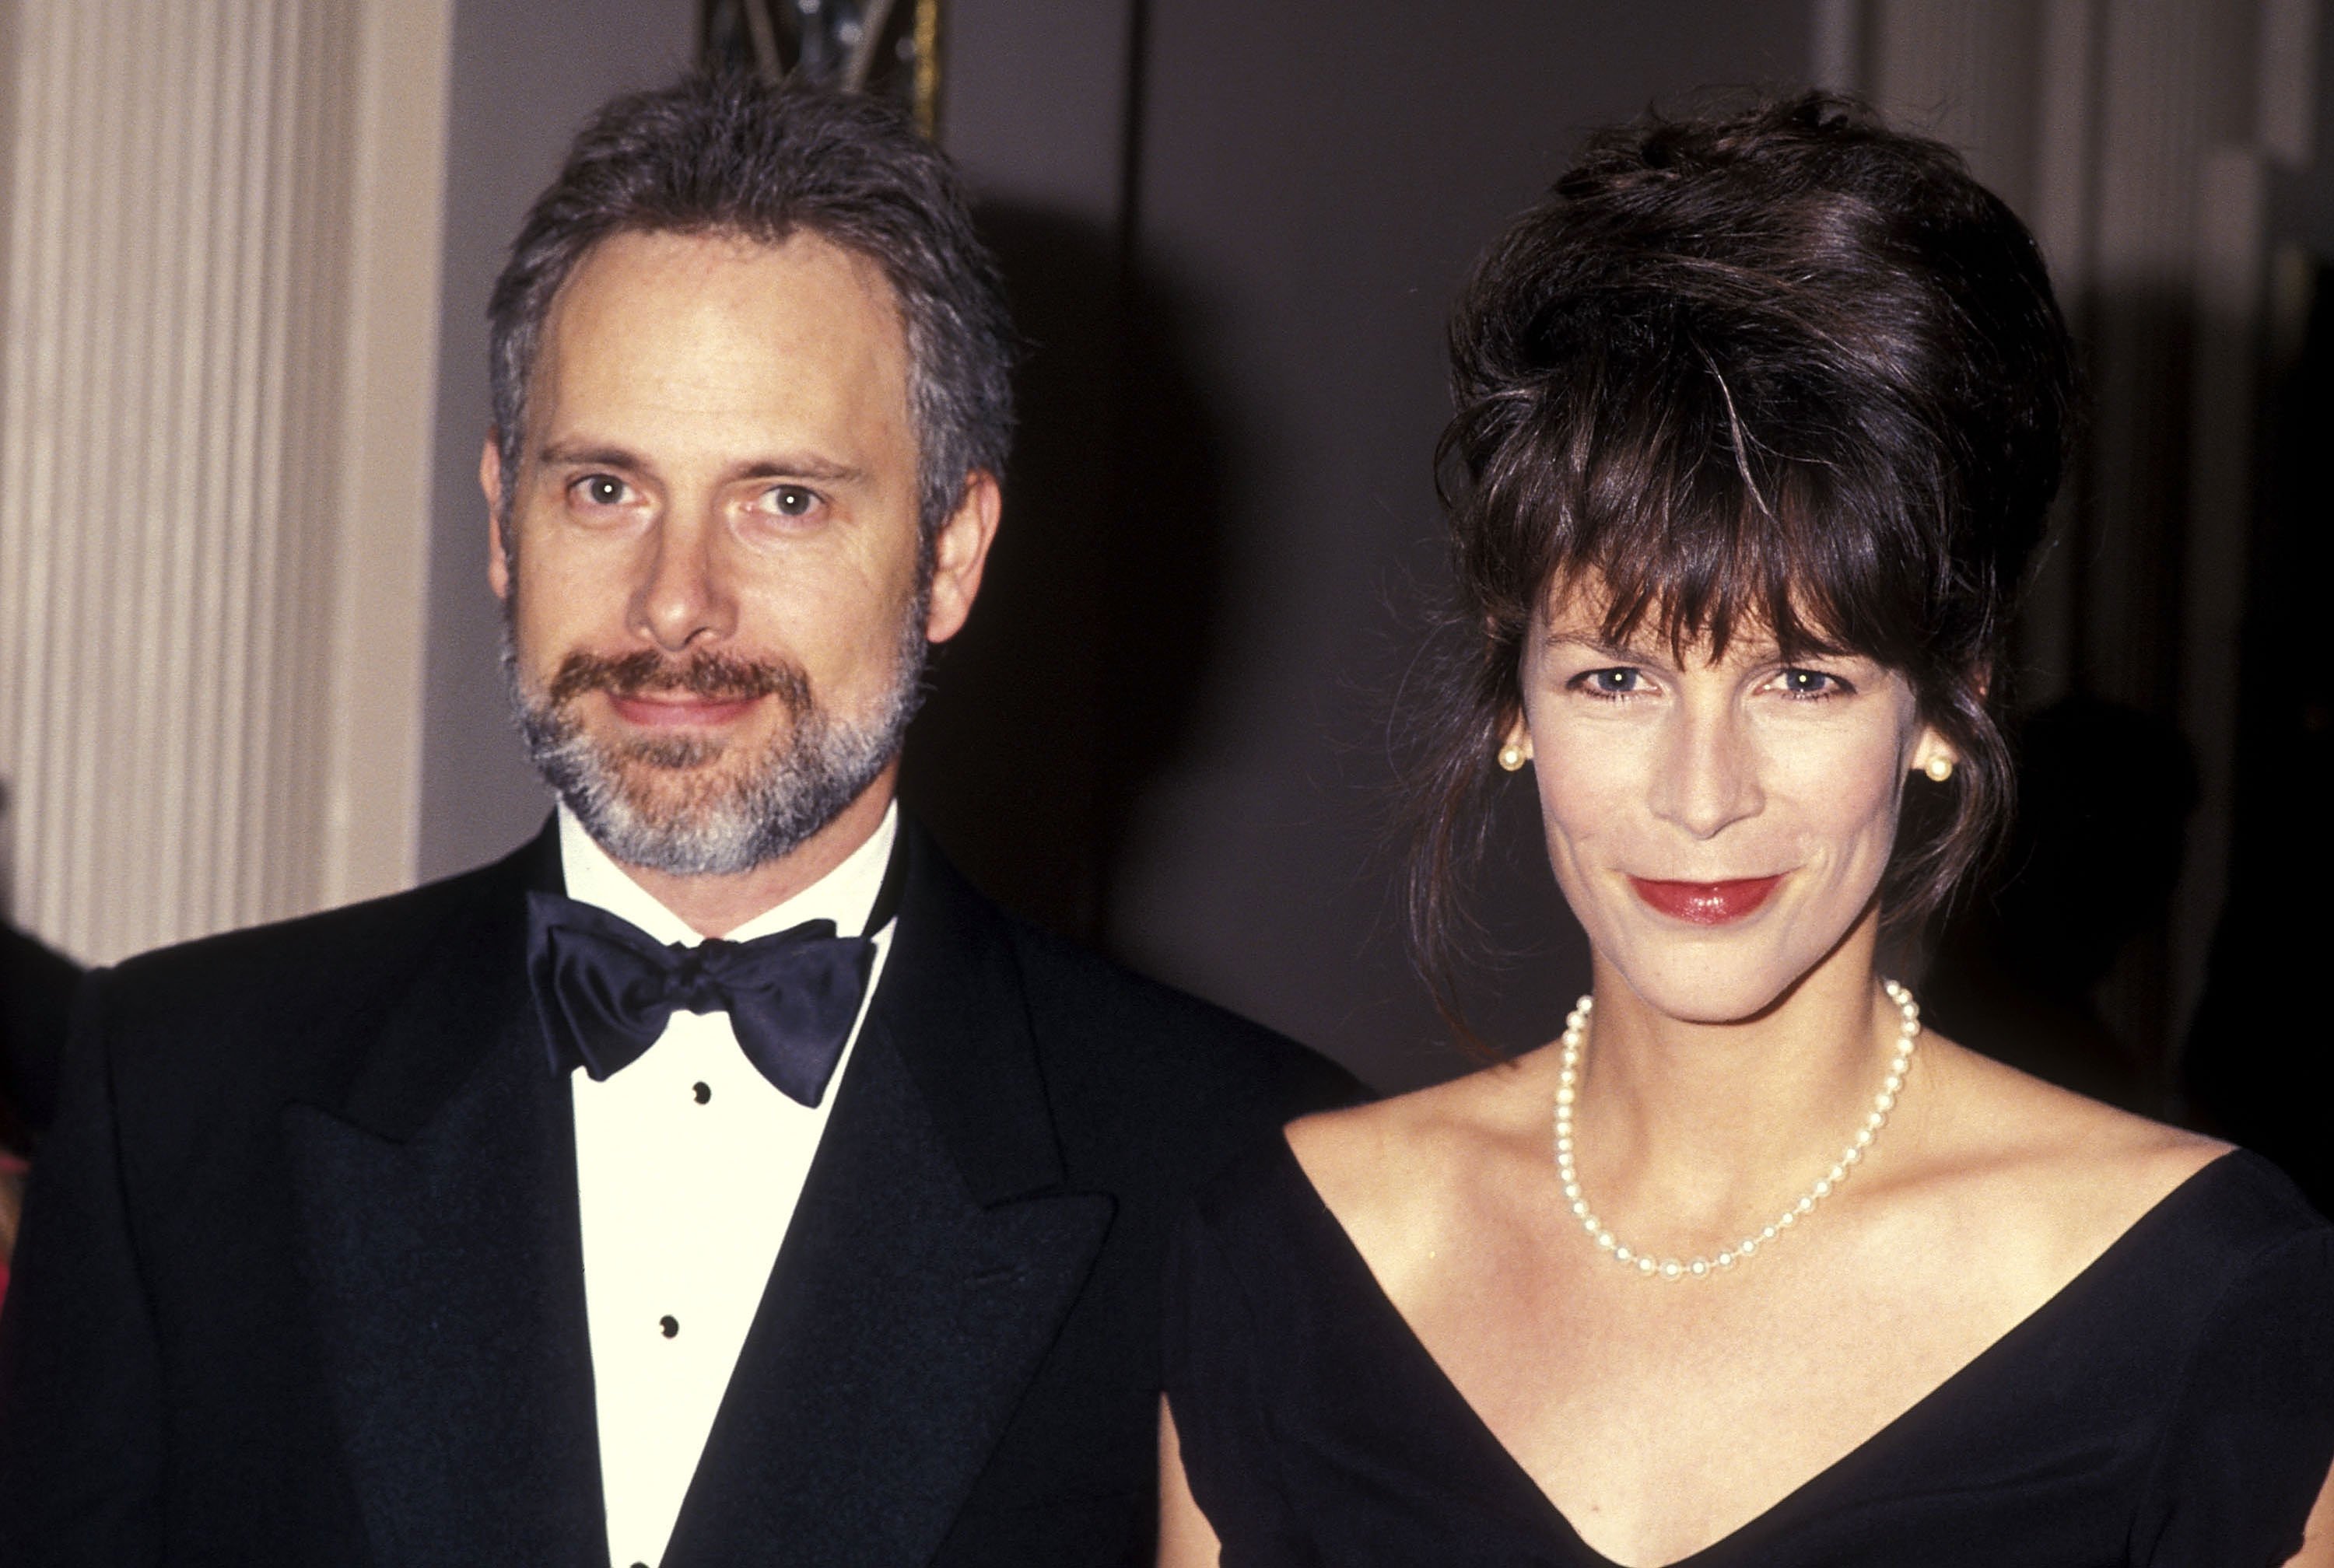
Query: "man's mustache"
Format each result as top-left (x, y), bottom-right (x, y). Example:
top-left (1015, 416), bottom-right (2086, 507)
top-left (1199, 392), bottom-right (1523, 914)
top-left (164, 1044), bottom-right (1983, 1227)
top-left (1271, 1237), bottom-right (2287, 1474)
top-left (545, 649), bottom-right (811, 709)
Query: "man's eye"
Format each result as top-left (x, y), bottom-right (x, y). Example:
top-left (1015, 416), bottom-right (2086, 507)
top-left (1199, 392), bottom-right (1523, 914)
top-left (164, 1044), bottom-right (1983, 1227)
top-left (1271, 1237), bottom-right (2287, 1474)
top-left (769, 485), bottom-right (818, 517)
top-left (576, 475), bottom-right (628, 506)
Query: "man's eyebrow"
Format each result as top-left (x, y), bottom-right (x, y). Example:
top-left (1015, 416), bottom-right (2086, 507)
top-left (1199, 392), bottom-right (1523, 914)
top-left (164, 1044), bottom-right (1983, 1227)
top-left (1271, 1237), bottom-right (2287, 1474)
top-left (538, 441), bottom-right (645, 471)
top-left (534, 442), bottom-right (867, 486)
top-left (732, 457), bottom-right (866, 485)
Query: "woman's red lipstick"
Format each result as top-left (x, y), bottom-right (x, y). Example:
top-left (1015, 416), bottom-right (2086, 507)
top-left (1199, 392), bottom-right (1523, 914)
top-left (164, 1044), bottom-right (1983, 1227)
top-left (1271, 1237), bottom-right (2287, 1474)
top-left (1628, 875), bottom-right (1782, 925)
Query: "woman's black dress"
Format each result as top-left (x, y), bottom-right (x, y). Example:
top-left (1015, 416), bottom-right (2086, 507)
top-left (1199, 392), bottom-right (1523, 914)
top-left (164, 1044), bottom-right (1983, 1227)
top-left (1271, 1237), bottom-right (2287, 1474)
top-left (1163, 1139), bottom-right (2334, 1566)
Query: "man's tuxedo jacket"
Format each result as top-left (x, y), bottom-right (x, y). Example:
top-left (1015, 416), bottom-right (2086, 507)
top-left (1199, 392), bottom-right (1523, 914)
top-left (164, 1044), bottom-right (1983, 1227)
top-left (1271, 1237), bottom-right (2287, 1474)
top-left (0, 818), bottom-right (1355, 1566)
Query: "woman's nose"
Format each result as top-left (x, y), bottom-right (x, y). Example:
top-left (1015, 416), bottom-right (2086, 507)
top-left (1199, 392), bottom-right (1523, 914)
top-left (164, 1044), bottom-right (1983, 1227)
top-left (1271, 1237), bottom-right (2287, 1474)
top-left (1647, 705), bottom-right (1764, 839)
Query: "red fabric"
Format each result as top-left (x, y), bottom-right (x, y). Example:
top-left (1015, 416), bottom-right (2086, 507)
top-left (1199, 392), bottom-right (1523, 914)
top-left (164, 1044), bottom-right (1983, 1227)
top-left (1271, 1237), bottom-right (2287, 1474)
top-left (0, 1148), bottom-right (25, 1321)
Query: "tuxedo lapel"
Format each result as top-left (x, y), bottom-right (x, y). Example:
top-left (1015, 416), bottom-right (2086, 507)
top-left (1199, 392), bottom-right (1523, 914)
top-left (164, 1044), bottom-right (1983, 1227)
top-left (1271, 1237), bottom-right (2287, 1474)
top-left (664, 824), bottom-right (1113, 1568)
top-left (284, 824), bottom-right (608, 1567)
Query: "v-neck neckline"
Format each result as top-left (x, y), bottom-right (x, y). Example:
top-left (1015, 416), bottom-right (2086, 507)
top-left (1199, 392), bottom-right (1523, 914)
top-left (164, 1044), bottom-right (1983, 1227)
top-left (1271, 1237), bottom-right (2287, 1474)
top-left (1269, 1133), bottom-right (2239, 1568)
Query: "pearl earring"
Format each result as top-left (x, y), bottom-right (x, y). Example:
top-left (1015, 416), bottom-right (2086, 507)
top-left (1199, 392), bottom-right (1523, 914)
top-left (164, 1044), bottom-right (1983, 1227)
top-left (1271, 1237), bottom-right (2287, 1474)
top-left (1923, 754), bottom-right (1955, 782)
top-left (1497, 740), bottom-right (1529, 772)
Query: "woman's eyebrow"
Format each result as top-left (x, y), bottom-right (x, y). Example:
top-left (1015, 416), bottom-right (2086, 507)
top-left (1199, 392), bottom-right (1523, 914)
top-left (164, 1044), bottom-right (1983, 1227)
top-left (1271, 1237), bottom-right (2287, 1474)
top-left (1541, 630), bottom-right (1659, 662)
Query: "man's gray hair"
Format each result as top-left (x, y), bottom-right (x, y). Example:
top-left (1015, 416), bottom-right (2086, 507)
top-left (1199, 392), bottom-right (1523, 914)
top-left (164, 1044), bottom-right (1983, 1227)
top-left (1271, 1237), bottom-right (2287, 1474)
top-left (487, 73), bottom-right (1016, 545)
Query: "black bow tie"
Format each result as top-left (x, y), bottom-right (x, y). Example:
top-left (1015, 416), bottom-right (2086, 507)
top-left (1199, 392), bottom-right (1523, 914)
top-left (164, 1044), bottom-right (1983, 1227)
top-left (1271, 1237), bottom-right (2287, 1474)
top-left (525, 893), bottom-right (878, 1108)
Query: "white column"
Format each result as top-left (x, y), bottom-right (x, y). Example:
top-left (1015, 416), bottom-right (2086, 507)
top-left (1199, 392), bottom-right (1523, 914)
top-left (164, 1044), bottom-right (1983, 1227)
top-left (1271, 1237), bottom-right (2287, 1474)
top-left (0, 0), bottom-right (450, 964)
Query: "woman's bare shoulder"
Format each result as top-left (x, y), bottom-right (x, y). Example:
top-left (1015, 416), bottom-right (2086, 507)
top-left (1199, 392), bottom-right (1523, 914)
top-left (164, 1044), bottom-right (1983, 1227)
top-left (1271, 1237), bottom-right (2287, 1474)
top-left (1932, 1037), bottom-right (2223, 1164)
top-left (1916, 1036), bottom-right (2230, 1272)
top-left (1284, 1052), bottom-right (1555, 1262)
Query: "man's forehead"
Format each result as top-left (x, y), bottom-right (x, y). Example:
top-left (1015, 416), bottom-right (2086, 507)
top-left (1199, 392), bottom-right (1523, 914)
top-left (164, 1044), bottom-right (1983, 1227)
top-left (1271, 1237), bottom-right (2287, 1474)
top-left (574, 224), bottom-right (888, 285)
top-left (527, 227), bottom-right (913, 439)
top-left (536, 229), bottom-right (902, 369)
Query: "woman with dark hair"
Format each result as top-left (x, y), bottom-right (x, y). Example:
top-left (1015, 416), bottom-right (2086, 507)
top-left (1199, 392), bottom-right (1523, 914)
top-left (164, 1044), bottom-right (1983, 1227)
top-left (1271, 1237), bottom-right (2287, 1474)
top-left (1156, 94), bottom-right (2334, 1565)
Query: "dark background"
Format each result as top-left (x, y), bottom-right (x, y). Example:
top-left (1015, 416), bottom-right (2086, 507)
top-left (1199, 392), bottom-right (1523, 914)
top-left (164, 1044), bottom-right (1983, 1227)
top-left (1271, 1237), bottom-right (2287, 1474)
top-left (407, 1), bottom-right (2334, 1207)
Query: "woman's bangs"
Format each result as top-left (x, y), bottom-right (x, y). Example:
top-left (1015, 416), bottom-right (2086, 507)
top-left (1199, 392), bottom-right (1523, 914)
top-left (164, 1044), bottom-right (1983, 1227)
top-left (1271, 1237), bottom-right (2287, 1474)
top-left (1544, 390), bottom-right (1877, 666)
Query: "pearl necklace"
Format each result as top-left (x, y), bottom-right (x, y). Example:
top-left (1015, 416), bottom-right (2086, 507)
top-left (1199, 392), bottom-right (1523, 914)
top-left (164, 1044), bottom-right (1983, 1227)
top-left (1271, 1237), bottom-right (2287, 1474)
top-left (1551, 981), bottom-right (1922, 1280)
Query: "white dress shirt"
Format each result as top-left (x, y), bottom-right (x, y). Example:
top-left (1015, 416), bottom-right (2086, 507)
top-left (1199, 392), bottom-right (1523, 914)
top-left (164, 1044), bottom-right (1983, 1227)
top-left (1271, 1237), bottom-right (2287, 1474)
top-left (559, 802), bottom-right (899, 1568)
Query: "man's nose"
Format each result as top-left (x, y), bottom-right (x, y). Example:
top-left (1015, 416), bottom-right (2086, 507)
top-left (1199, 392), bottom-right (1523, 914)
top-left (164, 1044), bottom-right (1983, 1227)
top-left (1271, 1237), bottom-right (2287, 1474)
top-left (630, 510), bottom-right (737, 652)
top-left (1647, 704), bottom-right (1764, 840)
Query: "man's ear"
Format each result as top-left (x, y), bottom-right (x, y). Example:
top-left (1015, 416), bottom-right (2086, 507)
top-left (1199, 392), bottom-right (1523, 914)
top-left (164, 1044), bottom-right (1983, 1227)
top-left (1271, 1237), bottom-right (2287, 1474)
top-left (923, 470), bottom-right (1002, 645)
top-left (482, 432), bottom-right (512, 601)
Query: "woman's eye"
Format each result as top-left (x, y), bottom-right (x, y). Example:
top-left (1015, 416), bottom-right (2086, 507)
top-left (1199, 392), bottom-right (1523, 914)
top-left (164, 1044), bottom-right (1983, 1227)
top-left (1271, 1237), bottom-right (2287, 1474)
top-left (1775, 668), bottom-right (1851, 698)
top-left (1574, 667), bottom-right (1649, 699)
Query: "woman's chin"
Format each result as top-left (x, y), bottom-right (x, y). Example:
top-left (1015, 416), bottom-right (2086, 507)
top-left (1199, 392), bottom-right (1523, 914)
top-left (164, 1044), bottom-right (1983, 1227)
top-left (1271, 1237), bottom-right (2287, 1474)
top-left (1593, 940), bottom-right (1818, 1027)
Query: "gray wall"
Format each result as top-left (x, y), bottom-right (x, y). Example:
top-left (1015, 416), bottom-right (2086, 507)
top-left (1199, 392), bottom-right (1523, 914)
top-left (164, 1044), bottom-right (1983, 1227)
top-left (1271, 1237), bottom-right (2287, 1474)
top-left (2271, 0), bottom-right (2334, 254)
top-left (417, 0), bottom-right (699, 881)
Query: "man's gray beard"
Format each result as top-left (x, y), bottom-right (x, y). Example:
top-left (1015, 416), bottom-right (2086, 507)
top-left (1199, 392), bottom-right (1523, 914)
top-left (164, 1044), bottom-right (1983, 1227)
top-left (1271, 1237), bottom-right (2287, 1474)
top-left (503, 612), bottom-right (927, 878)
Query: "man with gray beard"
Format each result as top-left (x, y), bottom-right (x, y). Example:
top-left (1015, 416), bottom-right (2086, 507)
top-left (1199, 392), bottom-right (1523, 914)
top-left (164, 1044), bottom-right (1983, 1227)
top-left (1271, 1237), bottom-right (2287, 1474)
top-left (0, 76), bottom-right (1354, 1568)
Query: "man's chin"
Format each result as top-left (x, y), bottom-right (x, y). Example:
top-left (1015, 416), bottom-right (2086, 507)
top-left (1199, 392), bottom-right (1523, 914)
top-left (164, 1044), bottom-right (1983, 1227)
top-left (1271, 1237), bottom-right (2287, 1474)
top-left (596, 761), bottom-right (754, 825)
top-left (568, 784), bottom-right (783, 878)
top-left (609, 733), bottom-right (731, 772)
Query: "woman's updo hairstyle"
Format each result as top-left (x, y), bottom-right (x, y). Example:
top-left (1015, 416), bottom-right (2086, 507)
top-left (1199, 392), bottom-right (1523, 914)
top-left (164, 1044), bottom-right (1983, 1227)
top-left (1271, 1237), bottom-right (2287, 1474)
top-left (1408, 91), bottom-right (2075, 1029)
